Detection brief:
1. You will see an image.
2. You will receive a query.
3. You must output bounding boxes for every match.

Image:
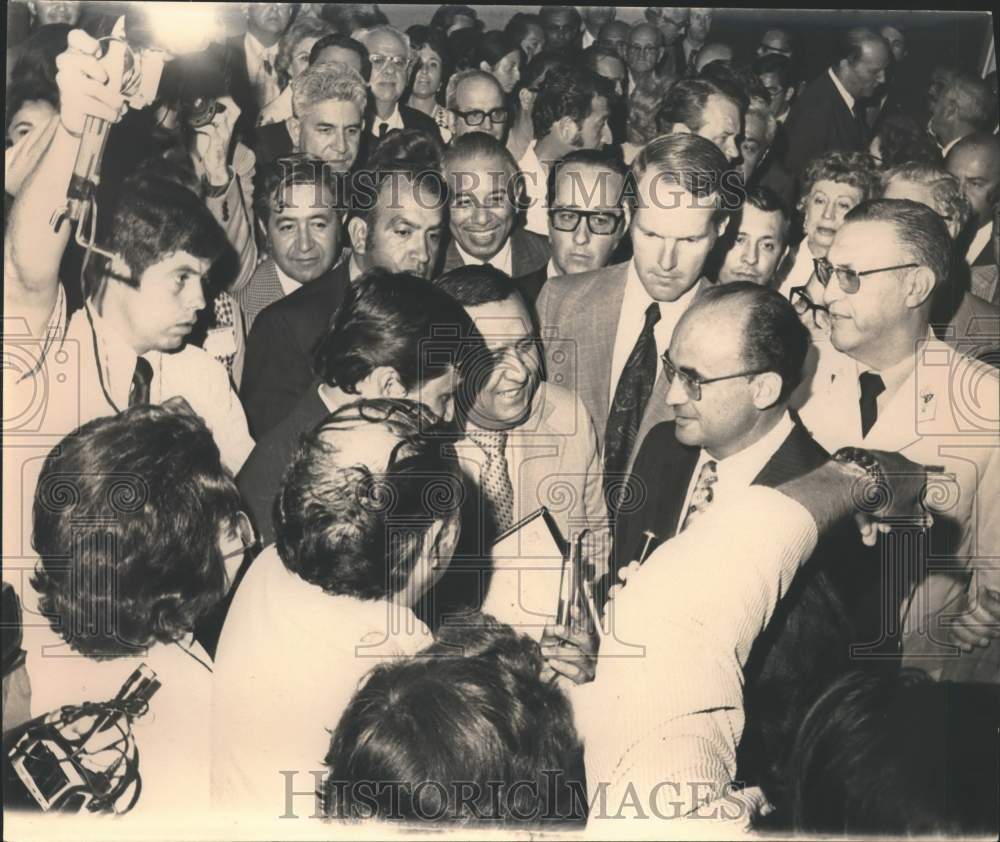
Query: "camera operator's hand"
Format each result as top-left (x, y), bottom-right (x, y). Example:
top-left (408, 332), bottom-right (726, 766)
top-left (192, 96), bottom-right (240, 188)
top-left (55, 29), bottom-right (127, 136)
top-left (848, 449), bottom-right (938, 546)
top-left (541, 604), bottom-right (597, 687)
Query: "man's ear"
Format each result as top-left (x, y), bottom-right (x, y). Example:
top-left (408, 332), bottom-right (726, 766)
top-left (426, 515), bottom-right (459, 572)
top-left (518, 87), bottom-right (534, 111)
top-left (904, 265), bottom-right (936, 309)
top-left (669, 122), bottom-right (693, 136)
top-left (751, 371), bottom-right (783, 410)
top-left (287, 116), bottom-right (301, 147)
top-left (555, 116), bottom-right (578, 146)
top-left (446, 108), bottom-right (456, 134)
top-left (479, 60), bottom-right (492, 74)
top-left (347, 217), bottom-right (368, 254)
top-left (108, 252), bottom-right (133, 283)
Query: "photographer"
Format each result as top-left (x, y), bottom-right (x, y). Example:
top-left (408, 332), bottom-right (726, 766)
top-left (3, 28), bottom-right (253, 470)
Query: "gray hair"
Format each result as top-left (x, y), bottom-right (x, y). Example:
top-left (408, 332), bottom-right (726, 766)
top-left (291, 61), bottom-right (368, 119)
top-left (354, 24), bottom-right (412, 65)
top-left (444, 69), bottom-right (502, 111)
top-left (881, 163), bottom-right (972, 235)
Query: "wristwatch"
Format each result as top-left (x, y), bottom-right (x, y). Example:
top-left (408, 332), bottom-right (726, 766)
top-left (831, 446), bottom-right (888, 514)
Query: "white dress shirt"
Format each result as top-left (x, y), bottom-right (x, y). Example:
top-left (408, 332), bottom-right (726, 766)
top-left (369, 103), bottom-right (404, 138)
top-left (456, 237), bottom-right (513, 276)
top-left (777, 238), bottom-right (818, 300)
top-left (677, 411), bottom-right (795, 532)
top-left (211, 546), bottom-right (433, 812)
top-left (827, 66), bottom-right (856, 114)
top-left (244, 31), bottom-right (281, 109)
top-left (939, 133), bottom-right (967, 158)
top-left (274, 263), bottom-right (303, 297)
top-left (257, 85), bottom-right (292, 127)
top-left (517, 141), bottom-right (550, 235)
top-left (547, 256), bottom-right (561, 278)
top-left (572, 485), bottom-right (819, 820)
top-left (582, 29), bottom-right (596, 50)
top-left (966, 221), bottom-right (993, 265)
top-left (608, 260), bottom-right (701, 406)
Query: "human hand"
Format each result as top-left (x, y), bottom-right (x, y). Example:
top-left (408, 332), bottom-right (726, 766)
top-left (846, 449), bottom-right (938, 546)
top-left (55, 28), bottom-right (127, 136)
top-left (947, 586), bottom-right (1000, 653)
top-left (540, 605), bottom-right (597, 686)
top-left (192, 96), bottom-right (240, 187)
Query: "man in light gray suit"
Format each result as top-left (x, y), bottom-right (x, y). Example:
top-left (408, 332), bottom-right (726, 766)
top-left (536, 133), bottom-right (735, 495)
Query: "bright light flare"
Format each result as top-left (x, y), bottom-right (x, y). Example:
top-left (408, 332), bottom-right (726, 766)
top-left (144, 3), bottom-right (222, 56)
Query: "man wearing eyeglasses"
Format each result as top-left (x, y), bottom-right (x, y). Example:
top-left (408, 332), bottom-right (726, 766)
top-left (610, 282), bottom-right (856, 785)
top-left (625, 23), bottom-right (665, 98)
top-left (445, 69), bottom-right (510, 144)
top-left (797, 199), bottom-right (1000, 682)
top-left (354, 25), bottom-right (441, 162)
top-left (517, 65), bottom-right (613, 236)
top-left (538, 134), bottom-right (734, 500)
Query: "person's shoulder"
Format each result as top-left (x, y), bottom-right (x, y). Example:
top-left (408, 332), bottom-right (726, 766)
top-left (168, 342), bottom-right (232, 383)
top-left (533, 382), bottom-right (598, 437)
top-left (400, 104), bottom-right (440, 134)
top-left (256, 263), bottom-right (347, 320)
top-left (544, 262), bottom-right (628, 300)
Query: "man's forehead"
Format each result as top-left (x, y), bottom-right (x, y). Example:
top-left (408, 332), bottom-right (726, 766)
top-left (466, 300), bottom-right (531, 340)
top-left (554, 164), bottom-right (624, 206)
top-left (741, 204), bottom-right (784, 235)
top-left (949, 146), bottom-right (1000, 179)
top-left (274, 182), bottom-right (337, 216)
top-left (448, 158), bottom-right (512, 191)
top-left (811, 179), bottom-right (862, 200)
top-left (370, 31), bottom-right (405, 54)
top-left (638, 172), bottom-right (718, 209)
top-left (376, 180), bottom-right (443, 224)
top-left (830, 220), bottom-right (897, 260)
top-left (456, 77), bottom-right (503, 107)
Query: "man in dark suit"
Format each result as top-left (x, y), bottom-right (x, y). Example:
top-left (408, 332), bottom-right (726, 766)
top-left (440, 133), bottom-right (550, 302)
top-left (781, 28), bottom-right (890, 180)
top-left (241, 163), bottom-right (447, 436)
top-left (537, 134), bottom-right (732, 493)
top-left (238, 272), bottom-right (471, 547)
top-left (613, 282), bottom-right (857, 791)
top-left (354, 24), bottom-right (441, 164)
top-left (947, 134), bottom-right (1000, 288)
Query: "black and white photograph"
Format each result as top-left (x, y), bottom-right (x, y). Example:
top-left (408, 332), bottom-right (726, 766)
top-left (2, 2), bottom-right (999, 839)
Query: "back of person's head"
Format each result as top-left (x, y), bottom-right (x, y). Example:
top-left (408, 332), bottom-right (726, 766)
top-left (626, 71), bottom-right (676, 146)
top-left (253, 152), bottom-right (347, 234)
top-left (505, 12), bottom-right (542, 45)
top-left (314, 269), bottom-right (473, 393)
top-left (320, 2), bottom-right (387, 35)
top-left (433, 263), bottom-right (522, 308)
top-left (308, 33), bottom-right (371, 79)
top-left (31, 405), bottom-right (241, 657)
top-left (942, 72), bottom-right (997, 133)
top-left (445, 26), bottom-right (483, 73)
top-left (844, 198), bottom-right (952, 292)
top-left (799, 150), bottom-right (881, 207)
top-left (103, 171), bottom-right (227, 291)
top-left (695, 282), bottom-right (809, 402)
top-left (531, 64), bottom-right (611, 140)
top-left (881, 162), bottom-right (972, 233)
top-left (274, 399), bottom-right (462, 600)
top-left (656, 76), bottom-right (741, 136)
top-left (872, 112), bottom-right (942, 169)
top-left (321, 618), bottom-right (585, 825)
top-left (9, 22), bottom-right (71, 92)
top-left (521, 50), bottom-right (570, 92)
top-left (476, 29), bottom-right (523, 69)
top-left (764, 670), bottom-right (1000, 835)
top-left (698, 61), bottom-right (761, 110)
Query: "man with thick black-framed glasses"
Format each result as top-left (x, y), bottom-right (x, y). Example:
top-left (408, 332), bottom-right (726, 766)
top-left (444, 69), bottom-right (510, 144)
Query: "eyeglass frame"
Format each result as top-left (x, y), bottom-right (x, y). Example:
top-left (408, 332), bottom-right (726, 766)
top-left (661, 351), bottom-right (772, 401)
top-left (369, 53), bottom-right (410, 71)
top-left (813, 256), bottom-right (920, 294)
top-left (548, 207), bottom-right (625, 235)
top-left (451, 106), bottom-right (511, 126)
top-left (788, 284), bottom-right (831, 329)
top-left (222, 510), bottom-right (257, 564)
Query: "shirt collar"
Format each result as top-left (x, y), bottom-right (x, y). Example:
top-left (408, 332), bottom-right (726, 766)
top-left (87, 301), bottom-right (149, 407)
top-left (623, 259), bottom-right (701, 323)
top-left (854, 331), bottom-right (932, 402)
top-left (966, 221), bottom-right (993, 263)
top-left (828, 67), bottom-right (856, 113)
top-left (274, 263), bottom-right (303, 297)
top-left (456, 237), bottom-right (513, 275)
top-left (370, 104), bottom-right (404, 137)
top-left (703, 410), bottom-right (795, 489)
top-left (245, 31), bottom-right (277, 63)
top-left (940, 133), bottom-right (966, 157)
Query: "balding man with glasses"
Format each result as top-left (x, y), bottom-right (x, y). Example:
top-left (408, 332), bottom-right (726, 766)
top-left (795, 199), bottom-right (1000, 683)
top-left (445, 69), bottom-right (511, 144)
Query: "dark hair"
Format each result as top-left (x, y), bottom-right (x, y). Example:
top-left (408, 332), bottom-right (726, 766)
top-left (762, 670), bottom-right (1000, 835)
top-left (698, 62), bottom-right (760, 110)
top-left (505, 13), bottom-right (542, 45)
top-left (708, 184), bottom-right (791, 281)
top-left (476, 30), bottom-right (524, 70)
top-left (430, 4), bottom-right (480, 34)
top-left (445, 26), bottom-right (484, 73)
top-left (538, 5), bottom-right (581, 26)
top-left (309, 33), bottom-right (371, 80)
top-left (843, 198), bottom-right (952, 291)
top-left (697, 282), bottom-right (809, 402)
top-left (274, 399), bottom-right (462, 600)
top-left (407, 23), bottom-right (452, 102)
top-left (253, 153), bottom-right (346, 229)
top-left (351, 141), bottom-right (447, 226)
top-left (831, 27), bottom-right (884, 67)
top-left (5, 78), bottom-right (58, 133)
top-left (433, 263), bottom-right (523, 308)
top-left (321, 618), bottom-right (584, 824)
top-left (546, 147), bottom-right (628, 207)
top-left (656, 77), bottom-right (741, 136)
top-left (441, 130), bottom-right (520, 185)
top-left (871, 112), bottom-right (942, 169)
top-left (315, 269), bottom-right (472, 394)
top-left (753, 53), bottom-right (797, 90)
top-left (531, 64), bottom-right (612, 140)
top-left (8, 23), bottom-right (71, 95)
top-left (319, 3), bottom-right (387, 34)
top-left (104, 172), bottom-right (227, 289)
top-left (31, 405), bottom-right (241, 657)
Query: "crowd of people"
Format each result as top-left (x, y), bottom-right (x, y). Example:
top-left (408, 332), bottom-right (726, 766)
top-left (3, 2), bottom-right (999, 837)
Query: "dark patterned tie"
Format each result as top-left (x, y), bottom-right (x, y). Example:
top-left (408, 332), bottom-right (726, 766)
top-left (604, 302), bottom-right (661, 498)
top-left (128, 358), bottom-right (153, 408)
top-left (859, 371), bottom-right (885, 438)
top-left (469, 430), bottom-right (514, 535)
top-left (679, 459), bottom-right (718, 532)
top-left (378, 121), bottom-right (389, 139)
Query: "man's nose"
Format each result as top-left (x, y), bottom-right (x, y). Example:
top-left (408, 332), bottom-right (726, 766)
top-left (573, 217), bottom-right (591, 245)
top-left (296, 224), bottom-right (314, 252)
top-left (665, 371), bottom-right (689, 406)
top-left (724, 136), bottom-right (739, 162)
top-left (741, 240), bottom-right (758, 266)
top-left (659, 238), bottom-right (678, 271)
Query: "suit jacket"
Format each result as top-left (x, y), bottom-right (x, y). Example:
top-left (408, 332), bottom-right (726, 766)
top-left (781, 70), bottom-right (867, 178)
top-left (241, 261), bottom-right (352, 437)
top-left (933, 283), bottom-right (1000, 368)
top-left (441, 227), bottom-right (551, 279)
top-left (613, 416), bottom-right (858, 789)
top-left (359, 102), bottom-right (442, 164)
top-left (513, 261), bottom-right (550, 307)
top-left (252, 120), bottom-right (294, 167)
top-left (237, 385), bottom-right (328, 548)
top-left (536, 262), bottom-right (708, 475)
top-left (797, 334), bottom-right (1000, 682)
top-left (235, 258), bottom-right (285, 333)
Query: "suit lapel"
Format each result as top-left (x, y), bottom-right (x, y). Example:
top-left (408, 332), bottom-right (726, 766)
top-left (583, 266), bottom-right (628, 444)
top-left (443, 240), bottom-right (464, 274)
top-left (656, 425), bottom-right (700, 541)
top-left (752, 419), bottom-right (828, 489)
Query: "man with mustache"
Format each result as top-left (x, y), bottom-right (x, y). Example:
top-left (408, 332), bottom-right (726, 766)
top-left (440, 133), bottom-right (550, 304)
top-left (537, 134), bottom-right (733, 508)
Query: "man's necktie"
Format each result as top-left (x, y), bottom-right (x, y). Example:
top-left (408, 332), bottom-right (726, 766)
top-left (469, 430), bottom-right (514, 535)
top-left (378, 121), bottom-right (389, 139)
top-left (859, 371), bottom-right (886, 438)
top-left (262, 57), bottom-right (274, 77)
top-left (128, 358), bottom-right (153, 408)
top-left (852, 102), bottom-right (869, 143)
top-left (604, 303), bottom-right (661, 495)
top-left (679, 459), bottom-right (718, 532)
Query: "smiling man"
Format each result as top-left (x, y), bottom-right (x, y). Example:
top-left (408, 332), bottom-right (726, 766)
top-left (537, 134), bottom-right (733, 497)
top-left (441, 133), bottom-right (550, 302)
